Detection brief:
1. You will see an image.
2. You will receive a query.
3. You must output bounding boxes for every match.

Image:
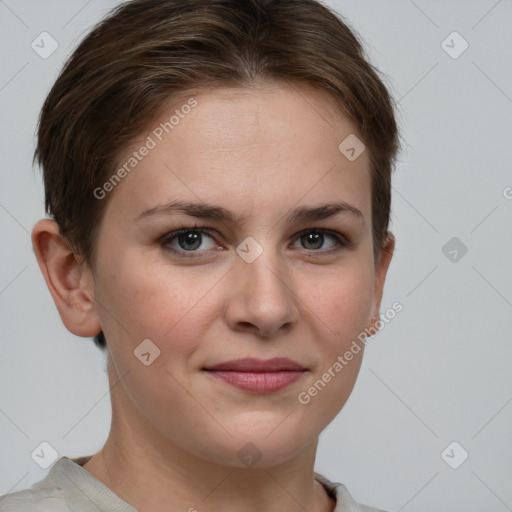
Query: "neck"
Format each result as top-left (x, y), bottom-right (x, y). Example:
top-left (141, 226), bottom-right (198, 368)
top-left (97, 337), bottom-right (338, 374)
top-left (82, 406), bottom-right (335, 512)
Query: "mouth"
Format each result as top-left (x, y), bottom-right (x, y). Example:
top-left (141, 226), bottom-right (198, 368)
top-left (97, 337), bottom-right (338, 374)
top-left (202, 358), bottom-right (307, 393)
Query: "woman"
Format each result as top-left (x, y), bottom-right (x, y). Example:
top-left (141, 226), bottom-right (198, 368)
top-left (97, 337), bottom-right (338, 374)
top-left (0, 0), bottom-right (399, 510)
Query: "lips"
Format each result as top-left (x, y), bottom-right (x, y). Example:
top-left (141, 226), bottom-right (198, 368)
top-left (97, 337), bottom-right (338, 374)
top-left (203, 358), bottom-right (307, 393)
top-left (203, 357), bottom-right (306, 372)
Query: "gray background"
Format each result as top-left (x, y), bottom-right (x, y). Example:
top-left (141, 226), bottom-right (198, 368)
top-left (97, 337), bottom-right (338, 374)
top-left (1, 1), bottom-right (511, 511)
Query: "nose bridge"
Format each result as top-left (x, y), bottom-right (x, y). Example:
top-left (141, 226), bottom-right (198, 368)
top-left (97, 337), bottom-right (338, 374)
top-left (243, 249), bottom-right (287, 297)
top-left (225, 237), bottom-right (299, 336)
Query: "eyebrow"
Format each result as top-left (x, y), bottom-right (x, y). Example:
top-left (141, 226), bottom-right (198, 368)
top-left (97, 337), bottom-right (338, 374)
top-left (285, 202), bottom-right (364, 226)
top-left (135, 200), bottom-right (364, 227)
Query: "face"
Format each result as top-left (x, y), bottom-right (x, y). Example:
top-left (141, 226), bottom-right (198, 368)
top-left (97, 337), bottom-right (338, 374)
top-left (87, 83), bottom-right (390, 468)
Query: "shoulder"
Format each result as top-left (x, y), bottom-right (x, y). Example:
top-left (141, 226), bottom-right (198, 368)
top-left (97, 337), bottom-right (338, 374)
top-left (359, 506), bottom-right (389, 512)
top-left (1, 455), bottom-right (135, 512)
top-left (0, 490), bottom-right (69, 511)
top-left (314, 472), bottom-right (391, 512)
top-left (0, 474), bottom-right (69, 511)
top-left (0, 455), bottom-right (96, 511)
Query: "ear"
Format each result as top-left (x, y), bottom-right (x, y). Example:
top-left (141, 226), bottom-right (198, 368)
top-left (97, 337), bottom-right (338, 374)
top-left (366, 232), bottom-right (395, 334)
top-left (31, 219), bottom-right (102, 338)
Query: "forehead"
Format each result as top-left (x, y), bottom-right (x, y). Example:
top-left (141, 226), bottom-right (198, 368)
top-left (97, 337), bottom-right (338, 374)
top-left (106, 83), bottom-right (371, 223)
top-left (158, 83), bottom-right (358, 158)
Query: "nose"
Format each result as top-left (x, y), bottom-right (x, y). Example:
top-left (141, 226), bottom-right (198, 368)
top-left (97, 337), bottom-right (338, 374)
top-left (224, 248), bottom-right (300, 338)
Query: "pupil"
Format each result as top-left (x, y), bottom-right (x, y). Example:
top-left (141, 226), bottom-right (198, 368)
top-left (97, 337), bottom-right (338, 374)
top-left (179, 232), bottom-right (201, 250)
top-left (303, 232), bottom-right (323, 249)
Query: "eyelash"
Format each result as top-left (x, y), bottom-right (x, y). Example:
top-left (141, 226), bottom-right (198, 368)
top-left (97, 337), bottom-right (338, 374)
top-left (159, 226), bottom-right (354, 258)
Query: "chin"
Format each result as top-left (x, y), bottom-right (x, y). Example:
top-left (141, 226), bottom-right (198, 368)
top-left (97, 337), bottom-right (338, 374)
top-left (190, 423), bottom-right (315, 469)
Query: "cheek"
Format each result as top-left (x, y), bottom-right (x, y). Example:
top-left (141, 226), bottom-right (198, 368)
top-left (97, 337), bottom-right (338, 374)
top-left (95, 256), bottom-right (216, 426)
top-left (295, 259), bottom-right (373, 415)
top-left (94, 251), bottom-right (227, 353)
top-left (302, 258), bottom-right (374, 341)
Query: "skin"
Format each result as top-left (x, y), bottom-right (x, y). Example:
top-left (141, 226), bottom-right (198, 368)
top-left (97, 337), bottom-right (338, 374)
top-left (32, 82), bottom-right (394, 512)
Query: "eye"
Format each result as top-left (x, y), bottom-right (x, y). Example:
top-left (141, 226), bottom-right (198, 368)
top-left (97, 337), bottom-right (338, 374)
top-left (160, 227), bottom-right (352, 258)
top-left (291, 229), bottom-right (350, 252)
top-left (161, 228), bottom-right (220, 254)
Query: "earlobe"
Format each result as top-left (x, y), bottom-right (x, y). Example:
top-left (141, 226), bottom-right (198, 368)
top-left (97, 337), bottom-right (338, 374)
top-left (31, 219), bottom-right (102, 337)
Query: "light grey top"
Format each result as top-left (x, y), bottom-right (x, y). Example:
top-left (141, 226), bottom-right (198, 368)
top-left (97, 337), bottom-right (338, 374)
top-left (0, 455), bottom-right (389, 511)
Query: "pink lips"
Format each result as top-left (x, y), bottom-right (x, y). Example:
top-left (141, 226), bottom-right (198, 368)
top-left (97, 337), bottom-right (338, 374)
top-left (203, 357), bottom-right (306, 393)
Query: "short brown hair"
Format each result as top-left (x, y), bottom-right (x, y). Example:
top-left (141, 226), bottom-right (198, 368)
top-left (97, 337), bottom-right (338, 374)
top-left (34, 0), bottom-right (400, 350)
